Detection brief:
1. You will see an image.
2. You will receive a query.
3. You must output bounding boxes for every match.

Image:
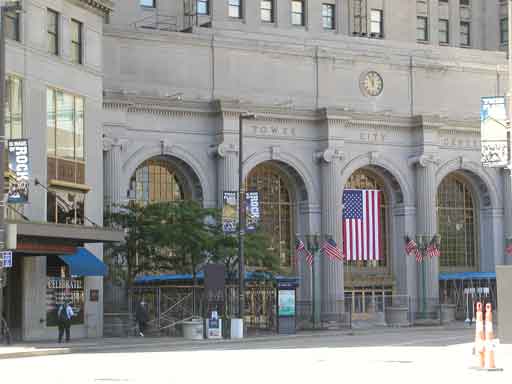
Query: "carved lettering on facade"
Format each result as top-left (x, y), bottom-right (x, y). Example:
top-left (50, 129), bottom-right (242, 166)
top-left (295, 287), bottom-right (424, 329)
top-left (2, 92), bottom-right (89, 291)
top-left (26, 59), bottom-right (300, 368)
top-left (359, 132), bottom-right (387, 143)
top-left (439, 136), bottom-right (480, 149)
top-left (251, 125), bottom-right (297, 137)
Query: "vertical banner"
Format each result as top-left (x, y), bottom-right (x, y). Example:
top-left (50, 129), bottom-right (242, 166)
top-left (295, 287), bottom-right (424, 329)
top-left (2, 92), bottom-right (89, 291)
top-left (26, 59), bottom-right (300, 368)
top-left (7, 139), bottom-right (30, 204)
top-left (481, 97), bottom-right (508, 168)
top-left (222, 191), bottom-right (238, 234)
top-left (245, 191), bottom-right (260, 233)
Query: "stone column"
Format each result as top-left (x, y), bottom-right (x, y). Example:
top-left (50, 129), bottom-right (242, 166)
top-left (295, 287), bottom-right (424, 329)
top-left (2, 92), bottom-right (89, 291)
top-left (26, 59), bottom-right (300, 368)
top-left (411, 155), bottom-right (439, 301)
top-left (318, 149), bottom-right (344, 320)
top-left (103, 139), bottom-right (123, 210)
top-left (213, 143), bottom-right (238, 208)
top-left (503, 168), bottom-right (512, 265)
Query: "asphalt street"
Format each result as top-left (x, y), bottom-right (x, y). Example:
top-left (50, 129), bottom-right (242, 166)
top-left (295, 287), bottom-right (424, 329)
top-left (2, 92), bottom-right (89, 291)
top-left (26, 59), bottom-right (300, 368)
top-left (0, 327), bottom-right (509, 384)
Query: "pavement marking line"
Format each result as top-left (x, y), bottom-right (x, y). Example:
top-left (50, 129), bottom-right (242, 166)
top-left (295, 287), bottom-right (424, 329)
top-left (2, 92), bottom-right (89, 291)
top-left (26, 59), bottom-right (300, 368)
top-left (390, 335), bottom-right (470, 347)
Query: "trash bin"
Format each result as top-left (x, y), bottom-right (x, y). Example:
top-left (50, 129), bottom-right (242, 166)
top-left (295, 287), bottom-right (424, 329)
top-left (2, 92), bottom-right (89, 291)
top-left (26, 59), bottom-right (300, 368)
top-left (182, 318), bottom-right (204, 340)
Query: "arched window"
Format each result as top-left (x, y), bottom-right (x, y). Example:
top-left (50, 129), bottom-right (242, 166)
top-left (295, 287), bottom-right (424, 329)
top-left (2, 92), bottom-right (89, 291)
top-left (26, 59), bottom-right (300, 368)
top-left (437, 173), bottom-right (477, 269)
top-left (344, 169), bottom-right (388, 268)
top-left (130, 158), bottom-right (184, 204)
top-left (246, 163), bottom-right (293, 267)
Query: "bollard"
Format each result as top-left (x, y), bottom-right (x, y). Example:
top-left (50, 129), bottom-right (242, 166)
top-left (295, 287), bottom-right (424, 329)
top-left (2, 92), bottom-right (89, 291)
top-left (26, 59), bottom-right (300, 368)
top-left (474, 302), bottom-right (485, 369)
top-left (485, 303), bottom-right (497, 370)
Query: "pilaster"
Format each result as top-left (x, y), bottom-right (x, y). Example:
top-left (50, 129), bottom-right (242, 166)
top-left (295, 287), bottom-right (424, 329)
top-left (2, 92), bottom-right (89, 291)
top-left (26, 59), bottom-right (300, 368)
top-left (503, 168), bottom-right (512, 265)
top-left (103, 137), bottom-right (124, 209)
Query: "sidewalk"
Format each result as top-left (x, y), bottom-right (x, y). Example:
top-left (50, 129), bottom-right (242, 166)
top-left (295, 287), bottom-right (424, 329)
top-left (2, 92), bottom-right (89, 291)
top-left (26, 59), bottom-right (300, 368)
top-left (0, 323), bottom-right (473, 360)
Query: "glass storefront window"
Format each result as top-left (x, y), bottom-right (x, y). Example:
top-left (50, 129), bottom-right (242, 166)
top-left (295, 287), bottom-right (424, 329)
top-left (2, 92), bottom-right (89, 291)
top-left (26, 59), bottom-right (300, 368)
top-left (47, 189), bottom-right (85, 225)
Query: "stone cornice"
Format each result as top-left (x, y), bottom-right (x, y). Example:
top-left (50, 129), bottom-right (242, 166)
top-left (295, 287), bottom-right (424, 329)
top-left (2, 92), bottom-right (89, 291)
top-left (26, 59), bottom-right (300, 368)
top-left (69, 0), bottom-right (113, 15)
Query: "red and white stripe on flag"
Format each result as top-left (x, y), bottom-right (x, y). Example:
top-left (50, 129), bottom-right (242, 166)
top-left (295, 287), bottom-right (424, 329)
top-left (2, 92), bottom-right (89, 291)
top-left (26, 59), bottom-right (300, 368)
top-left (342, 189), bottom-right (382, 261)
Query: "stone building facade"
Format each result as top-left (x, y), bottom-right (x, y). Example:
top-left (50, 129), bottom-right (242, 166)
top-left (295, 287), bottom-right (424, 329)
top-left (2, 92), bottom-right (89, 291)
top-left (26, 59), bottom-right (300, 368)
top-left (102, 0), bottom-right (511, 320)
top-left (1, 0), bottom-right (120, 341)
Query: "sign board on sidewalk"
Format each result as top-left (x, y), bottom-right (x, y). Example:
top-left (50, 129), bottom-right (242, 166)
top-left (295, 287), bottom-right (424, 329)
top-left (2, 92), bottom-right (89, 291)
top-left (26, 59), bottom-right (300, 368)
top-left (480, 97), bottom-right (508, 168)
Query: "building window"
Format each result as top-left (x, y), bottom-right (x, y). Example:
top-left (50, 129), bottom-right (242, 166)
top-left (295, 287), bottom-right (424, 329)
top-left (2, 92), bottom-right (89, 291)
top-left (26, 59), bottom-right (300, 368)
top-left (246, 163), bottom-right (294, 267)
top-left (437, 173), bottom-right (477, 269)
top-left (140, 0), bottom-right (156, 7)
top-left (197, 0), bottom-right (209, 15)
top-left (71, 19), bottom-right (83, 64)
top-left (501, 18), bottom-right (508, 44)
top-left (47, 9), bottom-right (59, 55)
top-left (291, 0), bottom-right (305, 26)
top-left (261, 0), bottom-right (274, 22)
top-left (322, 4), bottom-right (335, 30)
top-left (130, 158), bottom-right (185, 204)
top-left (352, 0), bottom-right (365, 34)
top-left (344, 169), bottom-right (388, 269)
top-left (370, 9), bottom-right (383, 36)
top-left (460, 21), bottom-right (470, 46)
top-left (417, 16), bottom-right (428, 41)
top-left (5, 75), bottom-right (23, 140)
top-left (439, 19), bottom-right (449, 44)
top-left (2, 8), bottom-right (20, 41)
top-left (229, 0), bottom-right (242, 18)
top-left (47, 189), bottom-right (85, 225)
top-left (460, 0), bottom-right (469, 6)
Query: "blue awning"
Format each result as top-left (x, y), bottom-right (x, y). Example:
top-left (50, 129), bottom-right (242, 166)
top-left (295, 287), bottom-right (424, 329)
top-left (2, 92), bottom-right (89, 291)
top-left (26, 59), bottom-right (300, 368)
top-left (59, 247), bottom-right (108, 277)
top-left (439, 272), bottom-right (496, 281)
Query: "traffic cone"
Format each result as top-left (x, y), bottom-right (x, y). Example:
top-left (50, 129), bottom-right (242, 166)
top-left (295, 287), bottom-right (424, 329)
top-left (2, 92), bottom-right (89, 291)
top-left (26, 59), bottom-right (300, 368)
top-left (485, 303), bottom-right (497, 370)
top-left (474, 302), bottom-right (485, 369)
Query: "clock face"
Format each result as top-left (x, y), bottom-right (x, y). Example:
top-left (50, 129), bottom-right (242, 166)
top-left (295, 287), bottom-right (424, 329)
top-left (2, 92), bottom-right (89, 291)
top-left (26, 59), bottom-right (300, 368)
top-left (361, 71), bottom-right (383, 97)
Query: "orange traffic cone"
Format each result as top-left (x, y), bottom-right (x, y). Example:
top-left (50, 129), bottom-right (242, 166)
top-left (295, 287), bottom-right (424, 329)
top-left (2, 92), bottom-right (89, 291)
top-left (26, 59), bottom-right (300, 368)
top-left (474, 302), bottom-right (485, 369)
top-left (485, 303), bottom-right (497, 370)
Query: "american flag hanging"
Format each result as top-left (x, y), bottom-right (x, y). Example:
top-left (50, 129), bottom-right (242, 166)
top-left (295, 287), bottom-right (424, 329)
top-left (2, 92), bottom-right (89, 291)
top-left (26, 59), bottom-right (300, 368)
top-left (404, 235), bottom-right (422, 263)
top-left (321, 238), bottom-right (344, 262)
top-left (295, 238), bottom-right (313, 267)
top-left (343, 189), bottom-right (382, 261)
top-left (426, 236), bottom-right (441, 258)
top-left (506, 242), bottom-right (512, 257)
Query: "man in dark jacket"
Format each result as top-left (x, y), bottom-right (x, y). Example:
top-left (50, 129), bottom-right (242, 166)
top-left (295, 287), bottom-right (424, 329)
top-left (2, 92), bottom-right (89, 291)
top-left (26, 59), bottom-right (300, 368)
top-left (135, 301), bottom-right (149, 336)
top-left (57, 301), bottom-right (74, 343)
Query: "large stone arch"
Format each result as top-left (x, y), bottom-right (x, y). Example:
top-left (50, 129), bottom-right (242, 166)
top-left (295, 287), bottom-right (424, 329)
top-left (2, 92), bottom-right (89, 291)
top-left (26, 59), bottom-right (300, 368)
top-left (244, 150), bottom-right (318, 206)
top-left (435, 158), bottom-right (501, 210)
top-left (340, 153), bottom-right (414, 206)
top-left (122, 144), bottom-right (211, 204)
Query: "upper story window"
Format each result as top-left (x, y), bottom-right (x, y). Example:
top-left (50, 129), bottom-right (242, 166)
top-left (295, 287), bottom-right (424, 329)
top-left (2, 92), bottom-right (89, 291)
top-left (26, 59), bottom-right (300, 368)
top-left (2, 8), bottom-right (20, 41)
top-left (47, 9), bottom-right (59, 55)
top-left (291, 0), bottom-right (305, 26)
top-left (460, 21), bottom-right (470, 46)
top-left (261, 0), bottom-right (274, 23)
top-left (140, 0), bottom-right (156, 7)
top-left (370, 9), bottom-right (383, 36)
top-left (71, 19), bottom-right (83, 64)
top-left (322, 4), bottom-right (335, 30)
top-left (416, 16), bottom-right (428, 42)
top-left (5, 75), bottom-right (23, 140)
top-left (229, 0), bottom-right (242, 18)
top-left (197, 0), bottom-right (209, 15)
top-left (352, 0), bottom-right (365, 34)
top-left (460, 0), bottom-right (469, 6)
top-left (439, 19), bottom-right (449, 44)
top-left (501, 17), bottom-right (508, 44)
top-left (439, 0), bottom-right (448, 3)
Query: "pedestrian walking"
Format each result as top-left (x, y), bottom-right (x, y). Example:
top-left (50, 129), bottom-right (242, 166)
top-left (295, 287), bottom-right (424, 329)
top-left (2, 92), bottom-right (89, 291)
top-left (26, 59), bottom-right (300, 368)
top-left (135, 300), bottom-right (149, 337)
top-left (57, 301), bottom-right (74, 343)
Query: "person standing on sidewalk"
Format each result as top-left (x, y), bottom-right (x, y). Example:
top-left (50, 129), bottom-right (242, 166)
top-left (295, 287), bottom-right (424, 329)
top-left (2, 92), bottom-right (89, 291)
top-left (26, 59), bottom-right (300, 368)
top-left (57, 301), bottom-right (74, 343)
top-left (135, 300), bottom-right (149, 337)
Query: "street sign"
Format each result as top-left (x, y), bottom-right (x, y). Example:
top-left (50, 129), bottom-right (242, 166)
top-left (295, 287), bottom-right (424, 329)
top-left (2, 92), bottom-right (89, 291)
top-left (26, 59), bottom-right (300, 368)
top-left (0, 250), bottom-right (13, 268)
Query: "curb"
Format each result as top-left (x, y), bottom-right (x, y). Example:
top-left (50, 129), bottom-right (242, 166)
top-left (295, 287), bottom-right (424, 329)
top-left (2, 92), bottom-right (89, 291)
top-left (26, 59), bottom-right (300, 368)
top-left (0, 348), bottom-right (70, 360)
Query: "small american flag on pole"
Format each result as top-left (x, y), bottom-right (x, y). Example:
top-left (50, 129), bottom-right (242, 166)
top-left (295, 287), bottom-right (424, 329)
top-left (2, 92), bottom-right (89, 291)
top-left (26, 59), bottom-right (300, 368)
top-left (321, 238), bottom-right (344, 262)
top-left (426, 236), bottom-right (441, 258)
top-left (296, 238), bottom-right (313, 267)
top-left (342, 189), bottom-right (382, 261)
top-left (404, 235), bottom-right (422, 263)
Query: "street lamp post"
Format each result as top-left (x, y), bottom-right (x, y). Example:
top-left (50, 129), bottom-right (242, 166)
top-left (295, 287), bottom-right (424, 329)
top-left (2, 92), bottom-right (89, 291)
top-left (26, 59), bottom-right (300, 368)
top-left (238, 112), bottom-right (254, 325)
top-left (0, 0), bottom-right (22, 324)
